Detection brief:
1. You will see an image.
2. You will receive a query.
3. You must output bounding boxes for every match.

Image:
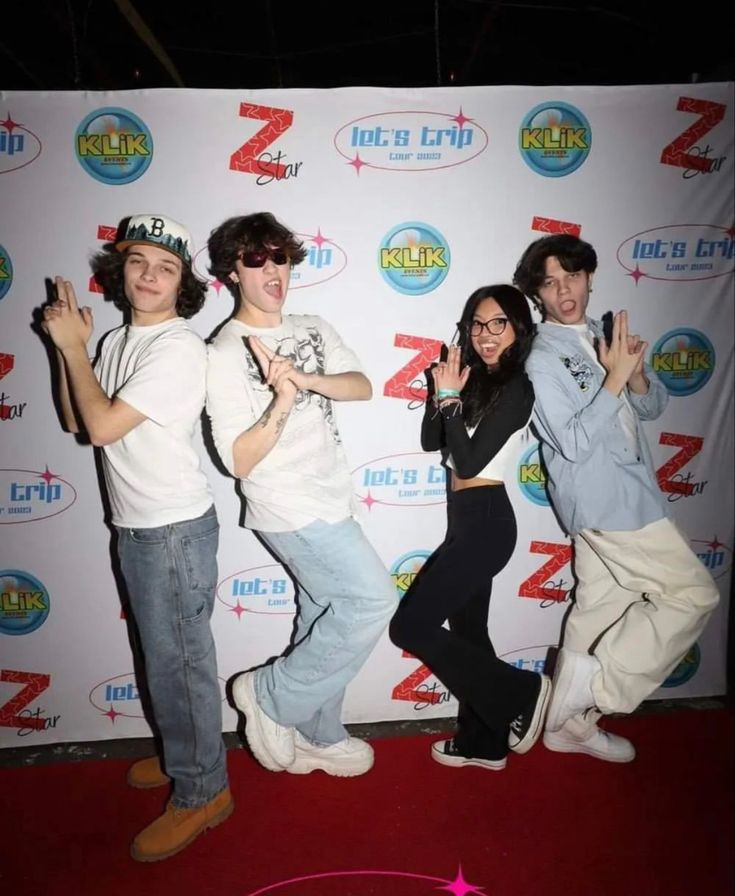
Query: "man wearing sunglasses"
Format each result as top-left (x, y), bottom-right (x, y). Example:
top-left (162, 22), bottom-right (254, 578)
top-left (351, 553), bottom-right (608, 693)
top-left (205, 212), bottom-right (397, 778)
top-left (513, 233), bottom-right (719, 764)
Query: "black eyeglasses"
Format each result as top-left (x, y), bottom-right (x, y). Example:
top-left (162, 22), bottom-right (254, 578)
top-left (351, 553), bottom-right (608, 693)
top-left (240, 248), bottom-right (290, 268)
top-left (463, 317), bottom-right (509, 337)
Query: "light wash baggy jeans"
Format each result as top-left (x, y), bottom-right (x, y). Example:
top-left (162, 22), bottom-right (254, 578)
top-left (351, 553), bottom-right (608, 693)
top-left (257, 516), bottom-right (399, 745)
top-left (116, 505), bottom-right (229, 808)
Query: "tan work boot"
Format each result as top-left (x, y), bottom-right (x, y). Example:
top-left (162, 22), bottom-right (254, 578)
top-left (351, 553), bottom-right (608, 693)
top-left (131, 786), bottom-right (234, 862)
top-left (127, 756), bottom-right (170, 789)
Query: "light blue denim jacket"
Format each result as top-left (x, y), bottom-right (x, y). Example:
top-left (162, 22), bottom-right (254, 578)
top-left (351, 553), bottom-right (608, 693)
top-left (526, 318), bottom-right (670, 535)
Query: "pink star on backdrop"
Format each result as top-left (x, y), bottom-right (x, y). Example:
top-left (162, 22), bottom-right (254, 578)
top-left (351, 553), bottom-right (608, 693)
top-left (104, 705), bottom-right (121, 723)
top-left (359, 491), bottom-right (379, 511)
top-left (439, 865), bottom-right (486, 895)
top-left (627, 264), bottom-right (647, 284)
top-left (1, 114), bottom-right (20, 132)
top-left (348, 153), bottom-right (369, 174)
top-left (311, 228), bottom-right (329, 250)
top-left (230, 601), bottom-right (247, 619)
top-left (40, 466), bottom-right (57, 485)
top-left (451, 107), bottom-right (472, 128)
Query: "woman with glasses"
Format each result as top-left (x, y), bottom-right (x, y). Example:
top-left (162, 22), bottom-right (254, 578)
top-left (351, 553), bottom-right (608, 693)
top-left (389, 284), bottom-right (550, 771)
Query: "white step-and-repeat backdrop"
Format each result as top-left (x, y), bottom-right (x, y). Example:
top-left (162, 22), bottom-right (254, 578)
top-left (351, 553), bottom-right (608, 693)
top-left (1, 83), bottom-right (733, 747)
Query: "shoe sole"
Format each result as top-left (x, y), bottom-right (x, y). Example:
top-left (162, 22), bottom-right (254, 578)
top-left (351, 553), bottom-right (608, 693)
top-left (545, 650), bottom-right (586, 732)
top-left (130, 797), bottom-right (235, 862)
top-left (232, 673), bottom-right (290, 772)
top-left (287, 757), bottom-right (374, 777)
top-left (509, 673), bottom-right (552, 754)
top-left (543, 731), bottom-right (636, 763)
top-left (431, 748), bottom-right (506, 771)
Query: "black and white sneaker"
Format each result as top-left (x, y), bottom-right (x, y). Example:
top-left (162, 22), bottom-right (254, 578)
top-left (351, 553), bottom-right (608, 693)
top-left (508, 673), bottom-right (551, 754)
top-left (430, 738), bottom-right (507, 770)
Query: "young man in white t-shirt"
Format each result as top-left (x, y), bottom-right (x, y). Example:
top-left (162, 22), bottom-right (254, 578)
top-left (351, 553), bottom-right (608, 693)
top-left (206, 211), bottom-right (398, 777)
top-left (42, 214), bottom-right (232, 861)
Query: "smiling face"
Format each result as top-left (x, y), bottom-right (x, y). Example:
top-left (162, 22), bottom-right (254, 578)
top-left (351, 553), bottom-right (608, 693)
top-left (469, 296), bottom-right (517, 368)
top-left (231, 246), bottom-right (292, 327)
top-left (123, 244), bottom-right (183, 325)
top-left (535, 255), bottom-right (592, 325)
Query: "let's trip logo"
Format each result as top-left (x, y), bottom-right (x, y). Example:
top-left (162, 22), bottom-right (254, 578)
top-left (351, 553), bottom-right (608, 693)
top-left (617, 224), bottom-right (734, 283)
top-left (75, 107), bottom-right (153, 185)
top-left (0, 467), bottom-right (77, 523)
top-left (334, 108), bottom-right (488, 174)
top-left (353, 453), bottom-right (447, 509)
top-left (89, 672), bottom-right (227, 724)
top-left (651, 329), bottom-right (715, 396)
top-left (378, 222), bottom-right (450, 295)
top-left (0, 112), bottom-right (42, 175)
top-left (217, 564), bottom-right (296, 618)
top-left (518, 101), bottom-right (591, 177)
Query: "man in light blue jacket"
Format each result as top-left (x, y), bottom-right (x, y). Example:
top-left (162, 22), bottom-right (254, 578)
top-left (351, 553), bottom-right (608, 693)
top-left (513, 234), bottom-right (718, 763)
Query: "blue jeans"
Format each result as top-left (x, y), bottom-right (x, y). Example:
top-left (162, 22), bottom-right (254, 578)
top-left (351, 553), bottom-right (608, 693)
top-left (257, 517), bottom-right (398, 745)
top-left (116, 505), bottom-right (228, 808)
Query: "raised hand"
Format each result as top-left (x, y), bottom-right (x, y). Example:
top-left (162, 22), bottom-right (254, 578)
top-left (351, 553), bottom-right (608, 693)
top-left (597, 310), bottom-right (648, 394)
top-left (248, 335), bottom-right (300, 399)
top-left (432, 343), bottom-right (470, 394)
top-left (42, 277), bottom-right (94, 351)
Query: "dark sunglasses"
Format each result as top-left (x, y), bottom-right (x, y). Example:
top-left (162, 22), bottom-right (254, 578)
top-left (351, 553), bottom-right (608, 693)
top-left (240, 249), bottom-right (290, 268)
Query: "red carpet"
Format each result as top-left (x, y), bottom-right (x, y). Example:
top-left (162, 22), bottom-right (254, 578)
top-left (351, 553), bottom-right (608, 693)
top-left (3, 708), bottom-right (733, 896)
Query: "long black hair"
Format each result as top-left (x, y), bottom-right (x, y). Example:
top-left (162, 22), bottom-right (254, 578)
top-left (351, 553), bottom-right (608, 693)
top-left (457, 284), bottom-right (535, 427)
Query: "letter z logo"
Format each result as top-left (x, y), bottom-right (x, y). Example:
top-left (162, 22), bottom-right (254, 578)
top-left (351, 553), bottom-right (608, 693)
top-left (383, 334), bottom-right (443, 403)
top-left (0, 669), bottom-right (50, 730)
top-left (230, 102), bottom-right (293, 180)
top-left (660, 97), bottom-right (726, 172)
top-left (657, 431), bottom-right (703, 495)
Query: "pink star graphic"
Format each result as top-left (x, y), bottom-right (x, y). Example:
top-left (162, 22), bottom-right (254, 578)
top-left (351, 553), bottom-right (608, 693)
top-left (229, 600), bottom-right (247, 619)
top-left (359, 491), bottom-right (379, 511)
top-left (348, 152), bottom-right (369, 175)
top-left (1, 114), bottom-right (20, 133)
top-left (210, 278), bottom-right (227, 295)
top-left (104, 705), bottom-right (121, 723)
top-left (439, 865), bottom-right (486, 895)
top-left (707, 536), bottom-right (723, 551)
top-left (726, 225), bottom-right (735, 240)
top-left (40, 466), bottom-right (57, 485)
top-left (451, 107), bottom-right (472, 128)
top-left (627, 264), bottom-right (647, 285)
top-left (311, 228), bottom-right (329, 250)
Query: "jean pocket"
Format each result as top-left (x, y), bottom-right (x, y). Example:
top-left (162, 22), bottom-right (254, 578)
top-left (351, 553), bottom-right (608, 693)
top-left (181, 525), bottom-right (219, 594)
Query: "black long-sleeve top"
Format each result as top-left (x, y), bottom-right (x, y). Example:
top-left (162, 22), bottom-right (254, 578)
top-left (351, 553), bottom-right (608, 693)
top-left (421, 371), bottom-right (534, 479)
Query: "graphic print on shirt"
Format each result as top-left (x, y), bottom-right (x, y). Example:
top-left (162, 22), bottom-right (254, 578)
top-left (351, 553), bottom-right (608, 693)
top-left (560, 353), bottom-right (594, 392)
top-left (241, 329), bottom-right (341, 443)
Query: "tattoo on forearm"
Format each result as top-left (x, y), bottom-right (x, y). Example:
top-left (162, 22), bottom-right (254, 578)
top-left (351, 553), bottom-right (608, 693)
top-left (275, 412), bottom-right (288, 435)
top-left (258, 407), bottom-right (272, 429)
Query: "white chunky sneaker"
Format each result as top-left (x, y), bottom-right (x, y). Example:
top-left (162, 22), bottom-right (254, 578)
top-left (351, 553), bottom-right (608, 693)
top-left (544, 724), bottom-right (636, 763)
top-left (546, 649), bottom-right (601, 732)
top-left (288, 731), bottom-right (374, 777)
top-left (231, 671), bottom-right (295, 771)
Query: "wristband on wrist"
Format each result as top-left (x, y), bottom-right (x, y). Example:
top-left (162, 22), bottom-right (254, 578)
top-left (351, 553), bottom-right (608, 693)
top-left (436, 388), bottom-right (460, 398)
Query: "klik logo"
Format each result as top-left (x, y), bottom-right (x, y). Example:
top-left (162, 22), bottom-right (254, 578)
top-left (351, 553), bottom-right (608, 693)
top-left (518, 101), bottom-right (591, 177)
top-left (353, 453), bottom-right (447, 509)
top-left (651, 329), bottom-right (715, 396)
top-left (390, 551), bottom-right (432, 599)
top-left (0, 246), bottom-right (13, 301)
top-left (217, 564), bottom-right (296, 618)
top-left (378, 222), bottom-right (450, 295)
top-left (0, 467), bottom-right (77, 524)
top-left (617, 224), bottom-right (734, 283)
top-left (75, 107), bottom-right (153, 184)
top-left (517, 443), bottom-right (550, 506)
top-left (661, 642), bottom-right (700, 688)
top-left (0, 571), bottom-right (50, 636)
top-left (0, 113), bottom-right (42, 175)
top-left (334, 108), bottom-right (488, 174)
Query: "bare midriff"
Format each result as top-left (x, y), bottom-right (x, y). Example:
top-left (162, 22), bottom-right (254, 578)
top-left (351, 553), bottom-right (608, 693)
top-left (451, 473), bottom-right (503, 492)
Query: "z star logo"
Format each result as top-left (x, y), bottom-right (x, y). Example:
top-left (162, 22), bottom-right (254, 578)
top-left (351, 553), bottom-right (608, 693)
top-left (0, 669), bottom-right (50, 730)
top-left (230, 103), bottom-right (303, 185)
top-left (660, 97), bottom-right (726, 173)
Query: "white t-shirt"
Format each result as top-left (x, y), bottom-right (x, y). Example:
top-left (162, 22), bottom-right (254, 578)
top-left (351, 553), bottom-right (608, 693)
top-left (206, 315), bottom-right (363, 532)
top-left (95, 317), bottom-right (213, 528)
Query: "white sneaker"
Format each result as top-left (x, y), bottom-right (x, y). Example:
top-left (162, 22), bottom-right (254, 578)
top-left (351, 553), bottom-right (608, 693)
top-left (544, 724), bottom-right (636, 763)
top-left (288, 731), bottom-right (374, 777)
top-left (231, 671), bottom-right (295, 771)
top-left (431, 739), bottom-right (507, 771)
top-left (546, 649), bottom-right (601, 732)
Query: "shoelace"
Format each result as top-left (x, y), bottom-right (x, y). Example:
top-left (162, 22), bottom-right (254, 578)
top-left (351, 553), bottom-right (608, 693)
top-left (509, 714), bottom-right (524, 736)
